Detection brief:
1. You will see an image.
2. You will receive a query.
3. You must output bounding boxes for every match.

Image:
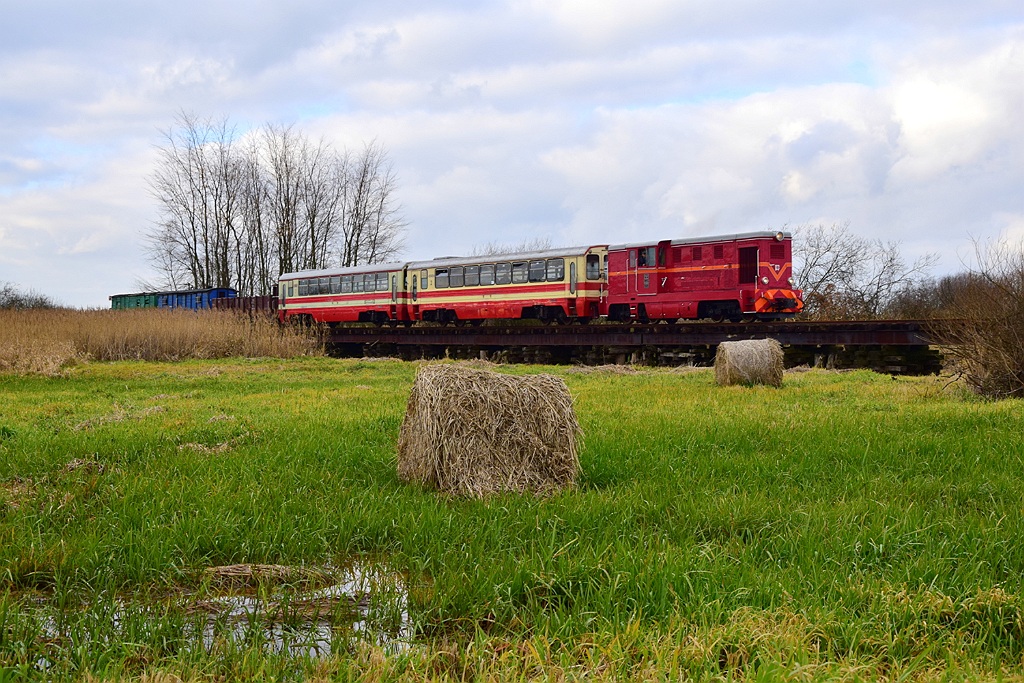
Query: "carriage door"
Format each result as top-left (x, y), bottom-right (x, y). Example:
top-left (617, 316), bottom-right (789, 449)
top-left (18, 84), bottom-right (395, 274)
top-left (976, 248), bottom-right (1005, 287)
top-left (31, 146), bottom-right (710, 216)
top-left (739, 247), bottom-right (759, 284)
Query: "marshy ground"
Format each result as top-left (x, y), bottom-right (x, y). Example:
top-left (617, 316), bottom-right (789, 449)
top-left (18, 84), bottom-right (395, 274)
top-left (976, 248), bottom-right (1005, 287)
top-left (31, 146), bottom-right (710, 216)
top-left (1, 356), bottom-right (1023, 680)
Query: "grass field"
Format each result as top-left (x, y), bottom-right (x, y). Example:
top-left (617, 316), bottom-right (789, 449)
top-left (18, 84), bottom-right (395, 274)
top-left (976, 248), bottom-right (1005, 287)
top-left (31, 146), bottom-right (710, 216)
top-left (1, 357), bottom-right (1023, 681)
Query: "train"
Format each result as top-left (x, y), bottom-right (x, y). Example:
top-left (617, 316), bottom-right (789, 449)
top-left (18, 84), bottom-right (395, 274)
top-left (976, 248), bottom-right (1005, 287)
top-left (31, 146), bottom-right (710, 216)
top-left (276, 230), bottom-right (803, 325)
top-left (109, 287), bottom-right (238, 310)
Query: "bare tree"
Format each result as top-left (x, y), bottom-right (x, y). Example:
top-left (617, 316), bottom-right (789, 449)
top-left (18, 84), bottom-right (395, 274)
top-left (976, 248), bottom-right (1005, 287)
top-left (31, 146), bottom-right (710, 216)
top-left (793, 222), bottom-right (937, 319)
top-left (340, 141), bottom-right (407, 266)
top-left (146, 111), bottom-right (241, 290)
top-left (147, 114), bottom-right (407, 295)
top-left (470, 236), bottom-right (553, 257)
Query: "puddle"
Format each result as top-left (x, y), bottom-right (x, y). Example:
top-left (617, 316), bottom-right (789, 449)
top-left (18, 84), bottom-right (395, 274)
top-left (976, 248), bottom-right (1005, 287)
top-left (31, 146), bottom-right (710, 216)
top-left (30, 559), bottom-right (417, 668)
top-left (191, 561), bottom-right (414, 657)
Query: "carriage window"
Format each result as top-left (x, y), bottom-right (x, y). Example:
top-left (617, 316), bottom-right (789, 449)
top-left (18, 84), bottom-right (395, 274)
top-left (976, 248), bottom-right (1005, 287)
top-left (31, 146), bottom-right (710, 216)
top-left (546, 258), bottom-right (564, 281)
top-left (480, 264), bottom-right (495, 286)
top-left (692, 246), bottom-right (702, 261)
top-left (638, 247), bottom-right (655, 267)
top-left (287, 283), bottom-right (294, 297)
top-left (714, 245), bottom-right (724, 260)
top-left (586, 254), bottom-right (601, 280)
top-left (363, 274), bottom-right (375, 292)
top-left (449, 266), bottom-right (464, 287)
top-left (658, 247), bottom-right (666, 266)
top-left (340, 275), bottom-right (352, 293)
top-left (529, 260), bottom-right (546, 282)
top-left (512, 262), bottom-right (528, 284)
top-left (353, 276), bottom-right (364, 293)
top-left (330, 277), bottom-right (342, 294)
top-left (298, 280), bottom-right (308, 296)
top-left (317, 278), bottom-right (328, 294)
top-left (376, 273), bottom-right (389, 291)
top-left (420, 270), bottom-right (428, 289)
top-left (435, 268), bottom-right (449, 288)
top-left (465, 265), bottom-right (480, 287)
top-left (629, 250), bottom-right (637, 268)
top-left (495, 262), bottom-right (512, 285)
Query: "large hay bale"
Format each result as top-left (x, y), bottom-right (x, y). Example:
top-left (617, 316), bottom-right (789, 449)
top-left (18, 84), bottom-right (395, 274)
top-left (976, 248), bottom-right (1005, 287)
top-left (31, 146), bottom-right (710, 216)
top-left (714, 338), bottom-right (784, 387)
top-left (397, 364), bottom-right (581, 497)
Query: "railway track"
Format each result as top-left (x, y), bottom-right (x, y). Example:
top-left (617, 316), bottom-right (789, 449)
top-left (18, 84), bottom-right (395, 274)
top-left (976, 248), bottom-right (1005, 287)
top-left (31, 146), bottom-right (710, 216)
top-left (326, 319), bottom-right (946, 374)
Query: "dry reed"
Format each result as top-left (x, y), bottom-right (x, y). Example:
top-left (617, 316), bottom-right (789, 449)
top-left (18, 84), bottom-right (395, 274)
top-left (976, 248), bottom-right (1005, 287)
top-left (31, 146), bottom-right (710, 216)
top-left (0, 308), bottom-right (321, 375)
top-left (714, 338), bottom-right (785, 388)
top-left (397, 363), bottom-right (581, 497)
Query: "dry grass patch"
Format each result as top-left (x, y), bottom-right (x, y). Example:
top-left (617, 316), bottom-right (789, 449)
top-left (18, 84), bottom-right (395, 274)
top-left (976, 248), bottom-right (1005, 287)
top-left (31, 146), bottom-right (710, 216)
top-left (397, 363), bottom-right (581, 497)
top-left (0, 308), bottom-right (321, 375)
top-left (201, 564), bottom-right (329, 590)
top-left (1, 478), bottom-right (35, 511)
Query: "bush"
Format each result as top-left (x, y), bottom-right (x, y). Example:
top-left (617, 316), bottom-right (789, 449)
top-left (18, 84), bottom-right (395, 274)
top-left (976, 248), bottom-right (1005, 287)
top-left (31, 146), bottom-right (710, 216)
top-left (938, 239), bottom-right (1024, 398)
top-left (0, 282), bottom-right (58, 310)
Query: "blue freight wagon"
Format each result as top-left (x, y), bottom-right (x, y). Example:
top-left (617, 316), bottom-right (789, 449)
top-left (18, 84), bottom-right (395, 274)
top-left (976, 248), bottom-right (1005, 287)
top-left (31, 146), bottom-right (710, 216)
top-left (110, 288), bottom-right (238, 311)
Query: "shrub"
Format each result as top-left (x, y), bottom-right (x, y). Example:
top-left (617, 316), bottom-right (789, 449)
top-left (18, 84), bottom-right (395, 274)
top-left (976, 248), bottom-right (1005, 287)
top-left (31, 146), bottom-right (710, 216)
top-left (938, 239), bottom-right (1024, 398)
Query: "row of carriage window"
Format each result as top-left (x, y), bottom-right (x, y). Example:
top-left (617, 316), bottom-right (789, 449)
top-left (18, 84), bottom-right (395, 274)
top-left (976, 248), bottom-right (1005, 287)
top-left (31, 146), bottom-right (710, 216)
top-left (297, 273), bottom-right (390, 296)
top-left (435, 258), bottom-right (565, 289)
top-left (293, 255), bottom-right (604, 296)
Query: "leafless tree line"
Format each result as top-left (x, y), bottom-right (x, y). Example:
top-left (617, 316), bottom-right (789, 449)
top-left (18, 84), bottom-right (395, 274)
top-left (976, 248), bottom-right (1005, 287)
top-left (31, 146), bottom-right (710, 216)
top-left (146, 112), bottom-right (406, 296)
top-left (792, 222), bottom-right (937, 319)
top-left (792, 223), bottom-right (1024, 397)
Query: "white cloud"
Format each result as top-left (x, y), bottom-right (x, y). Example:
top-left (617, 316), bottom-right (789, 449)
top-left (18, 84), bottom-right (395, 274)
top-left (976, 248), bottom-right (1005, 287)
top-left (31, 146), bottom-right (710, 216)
top-left (1, 1), bottom-right (1023, 305)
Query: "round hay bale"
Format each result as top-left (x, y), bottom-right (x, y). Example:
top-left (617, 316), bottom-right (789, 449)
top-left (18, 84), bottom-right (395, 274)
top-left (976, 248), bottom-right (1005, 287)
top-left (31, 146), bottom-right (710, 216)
top-left (397, 363), bottom-right (581, 497)
top-left (714, 338), bottom-right (784, 388)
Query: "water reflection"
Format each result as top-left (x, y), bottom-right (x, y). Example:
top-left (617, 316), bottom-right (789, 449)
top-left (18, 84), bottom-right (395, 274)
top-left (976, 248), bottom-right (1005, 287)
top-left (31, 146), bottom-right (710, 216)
top-left (194, 561), bottom-right (413, 657)
top-left (31, 559), bottom-right (415, 667)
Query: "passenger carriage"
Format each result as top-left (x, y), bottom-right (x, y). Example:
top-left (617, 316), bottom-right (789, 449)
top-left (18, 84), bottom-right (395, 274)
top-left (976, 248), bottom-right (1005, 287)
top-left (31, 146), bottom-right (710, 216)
top-left (406, 245), bottom-right (608, 324)
top-left (277, 263), bottom-right (407, 324)
top-left (605, 231), bottom-right (803, 322)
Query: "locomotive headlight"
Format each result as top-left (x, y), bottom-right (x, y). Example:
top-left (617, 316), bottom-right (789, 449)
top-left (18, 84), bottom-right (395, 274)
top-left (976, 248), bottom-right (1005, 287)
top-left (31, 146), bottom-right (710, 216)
top-left (775, 231), bottom-right (784, 241)
top-left (787, 277), bottom-right (794, 285)
top-left (761, 276), bottom-right (770, 285)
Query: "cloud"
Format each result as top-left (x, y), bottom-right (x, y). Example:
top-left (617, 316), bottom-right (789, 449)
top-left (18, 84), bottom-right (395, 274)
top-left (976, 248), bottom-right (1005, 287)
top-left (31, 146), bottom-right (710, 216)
top-left (1, 0), bottom-right (1023, 305)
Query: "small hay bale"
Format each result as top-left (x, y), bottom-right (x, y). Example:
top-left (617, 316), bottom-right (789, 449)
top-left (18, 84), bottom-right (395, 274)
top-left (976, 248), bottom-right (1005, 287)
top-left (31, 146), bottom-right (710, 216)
top-left (714, 338), bottom-right (784, 388)
top-left (397, 364), bottom-right (581, 497)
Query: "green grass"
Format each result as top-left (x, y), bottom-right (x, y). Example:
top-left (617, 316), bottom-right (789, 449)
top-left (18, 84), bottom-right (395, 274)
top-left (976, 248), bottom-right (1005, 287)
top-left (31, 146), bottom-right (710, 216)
top-left (1, 359), bottom-right (1023, 680)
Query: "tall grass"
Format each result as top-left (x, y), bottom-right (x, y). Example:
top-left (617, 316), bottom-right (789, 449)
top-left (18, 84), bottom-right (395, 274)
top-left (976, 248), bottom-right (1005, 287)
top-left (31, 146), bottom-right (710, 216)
top-left (0, 309), bottom-right (321, 374)
top-left (1, 359), bottom-right (1022, 679)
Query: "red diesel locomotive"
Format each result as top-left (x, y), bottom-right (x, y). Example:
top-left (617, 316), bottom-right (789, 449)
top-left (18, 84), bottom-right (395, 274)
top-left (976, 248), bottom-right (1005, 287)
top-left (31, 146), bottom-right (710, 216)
top-left (605, 230), bottom-right (802, 322)
top-left (277, 230), bottom-right (802, 325)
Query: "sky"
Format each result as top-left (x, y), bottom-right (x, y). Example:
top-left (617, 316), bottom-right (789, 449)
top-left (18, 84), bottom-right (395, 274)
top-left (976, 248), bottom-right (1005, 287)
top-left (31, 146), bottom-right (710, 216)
top-left (2, 0), bottom-right (1023, 308)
